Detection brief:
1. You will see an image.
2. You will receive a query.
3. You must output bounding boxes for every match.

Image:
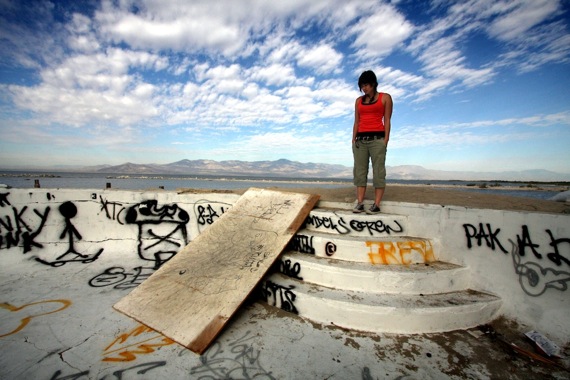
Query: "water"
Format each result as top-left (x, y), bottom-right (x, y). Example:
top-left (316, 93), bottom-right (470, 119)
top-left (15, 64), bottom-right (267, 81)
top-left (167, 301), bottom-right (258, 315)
top-left (0, 171), bottom-right (566, 201)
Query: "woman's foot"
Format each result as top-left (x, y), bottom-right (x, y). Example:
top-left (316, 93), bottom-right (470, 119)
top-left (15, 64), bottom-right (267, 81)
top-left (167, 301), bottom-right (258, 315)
top-left (366, 204), bottom-right (381, 214)
top-left (352, 202), bottom-right (365, 213)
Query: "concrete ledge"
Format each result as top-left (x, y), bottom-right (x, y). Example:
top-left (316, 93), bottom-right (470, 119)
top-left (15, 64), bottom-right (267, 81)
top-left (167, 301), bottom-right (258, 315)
top-left (289, 228), bottom-right (435, 264)
top-left (261, 274), bottom-right (502, 333)
top-left (275, 252), bottom-right (470, 294)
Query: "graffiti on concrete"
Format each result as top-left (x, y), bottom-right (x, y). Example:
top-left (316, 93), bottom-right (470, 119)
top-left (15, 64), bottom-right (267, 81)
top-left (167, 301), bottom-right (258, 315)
top-left (0, 299), bottom-right (72, 338)
top-left (325, 241), bottom-right (337, 256)
top-left (510, 238), bottom-right (570, 297)
top-left (99, 195), bottom-right (124, 222)
top-left (367, 240), bottom-right (435, 265)
top-left (103, 323), bottom-right (175, 362)
top-left (305, 214), bottom-right (404, 236)
top-left (49, 361), bottom-right (167, 379)
top-left (0, 193), bottom-right (50, 253)
top-left (288, 234), bottom-right (315, 254)
top-left (125, 200), bottom-right (190, 269)
top-left (36, 201), bottom-right (104, 267)
top-left (463, 223), bottom-right (508, 253)
top-left (190, 330), bottom-right (275, 380)
top-left (260, 280), bottom-right (298, 314)
top-left (193, 200), bottom-right (231, 233)
top-left (89, 266), bottom-right (156, 290)
top-left (276, 259), bottom-right (303, 280)
top-left (463, 222), bottom-right (570, 296)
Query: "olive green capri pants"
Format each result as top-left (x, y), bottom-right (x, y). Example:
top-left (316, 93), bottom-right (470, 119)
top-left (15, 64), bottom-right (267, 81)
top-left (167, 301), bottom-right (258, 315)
top-left (352, 138), bottom-right (387, 188)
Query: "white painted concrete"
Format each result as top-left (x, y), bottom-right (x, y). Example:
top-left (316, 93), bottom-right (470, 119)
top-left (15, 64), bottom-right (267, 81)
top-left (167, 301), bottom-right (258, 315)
top-left (1, 188), bottom-right (568, 347)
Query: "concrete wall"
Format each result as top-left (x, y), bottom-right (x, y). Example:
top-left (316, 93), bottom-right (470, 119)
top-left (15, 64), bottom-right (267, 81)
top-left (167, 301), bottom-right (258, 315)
top-left (1, 188), bottom-right (568, 345)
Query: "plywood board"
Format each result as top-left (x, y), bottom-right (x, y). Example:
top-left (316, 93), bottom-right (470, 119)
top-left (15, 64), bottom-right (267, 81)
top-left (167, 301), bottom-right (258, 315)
top-left (114, 188), bottom-right (319, 354)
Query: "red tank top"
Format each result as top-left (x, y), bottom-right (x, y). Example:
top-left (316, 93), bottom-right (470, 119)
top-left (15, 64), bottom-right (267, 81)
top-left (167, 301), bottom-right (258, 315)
top-left (357, 93), bottom-right (385, 133)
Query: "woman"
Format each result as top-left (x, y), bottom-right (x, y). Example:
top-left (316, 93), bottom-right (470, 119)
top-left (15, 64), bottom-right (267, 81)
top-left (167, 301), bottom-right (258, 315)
top-left (352, 70), bottom-right (393, 214)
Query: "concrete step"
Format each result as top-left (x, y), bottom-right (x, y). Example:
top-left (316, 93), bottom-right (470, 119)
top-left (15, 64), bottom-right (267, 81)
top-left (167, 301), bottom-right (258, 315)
top-left (274, 251), bottom-right (469, 294)
top-left (288, 229), bottom-right (436, 264)
top-left (304, 208), bottom-right (409, 237)
top-left (259, 274), bottom-right (502, 334)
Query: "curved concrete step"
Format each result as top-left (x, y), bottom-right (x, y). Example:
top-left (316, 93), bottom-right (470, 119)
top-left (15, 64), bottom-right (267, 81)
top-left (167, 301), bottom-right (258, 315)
top-left (259, 274), bottom-right (502, 334)
top-left (304, 208), bottom-right (409, 238)
top-left (288, 229), bottom-right (436, 264)
top-left (274, 252), bottom-right (469, 294)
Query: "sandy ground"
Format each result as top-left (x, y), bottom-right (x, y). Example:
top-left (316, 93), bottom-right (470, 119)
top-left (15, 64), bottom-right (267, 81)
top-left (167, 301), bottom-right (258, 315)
top-left (209, 184), bottom-right (570, 214)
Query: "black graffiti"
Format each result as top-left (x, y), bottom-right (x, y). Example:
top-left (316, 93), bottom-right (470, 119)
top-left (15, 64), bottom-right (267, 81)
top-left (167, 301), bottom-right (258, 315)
top-left (22, 207), bottom-right (50, 253)
top-left (196, 203), bottom-right (227, 225)
top-left (99, 196), bottom-right (124, 221)
top-left (545, 229), bottom-right (570, 266)
top-left (89, 266), bottom-right (155, 289)
top-left (0, 192), bottom-right (10, 207)
top-left (325, 241), bottom-right (337, 256)
top-left (278, 259), bottom-right (303, 280)
top-left (35, 201), bottom-right (104, 267)
top-left (126, 200), bottom-right (190, 269)
top-left (49, 361), bottom-right (167, 380)
top-left (305, 215), bottom-right (350, 234)
top-left (464, 223), bottom-right (569, 268)
top-left (0, 204), bottom-right (50, 252)
top-left (463, 223), bottom-right (508, 253)
top-left (190, 331), bottom-right (275, 380)
top-left (349, 219), bottom-right (404, 236)
top-left (288, 234), bottom-right (314, 254)
top-left (260, 280), bottom-right (298, 314)
top-left (242, 238), bottom-right (268, 272)
top-left (510, 239), bottom-right (570, 297)
top-left (516, 226), bottom-right (570, 267)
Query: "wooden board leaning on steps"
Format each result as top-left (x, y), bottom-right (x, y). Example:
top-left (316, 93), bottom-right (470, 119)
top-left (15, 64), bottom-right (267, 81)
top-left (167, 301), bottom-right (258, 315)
top-left (114, 188), bottom-right (320, 354)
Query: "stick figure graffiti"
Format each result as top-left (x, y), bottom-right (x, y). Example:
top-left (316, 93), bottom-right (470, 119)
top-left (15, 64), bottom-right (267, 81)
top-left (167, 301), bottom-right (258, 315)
top-left (35, 201), bottom-right (104, 267)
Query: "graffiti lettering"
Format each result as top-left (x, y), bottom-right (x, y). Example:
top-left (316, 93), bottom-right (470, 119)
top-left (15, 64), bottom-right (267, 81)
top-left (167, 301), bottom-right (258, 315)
top-left (0, 192), bottom-right (11, 207)
top-left (545, 229), bottom-right (570, 266)
top-left (516, 225), bottom-right (542, 259)
top-left (89, 266), bottom-right (155, 289)
top-left (288, 234), bottom-right (314, 254)
top-left (367, 240), bottom-right (435, 265)
top-left (103, 324), bottom-right (175, 362)
top-left (242, 236), bottom-right (268, 272)
top-left (463, 223), bottom-right (508, 253)
top-left (190, 331), bottom-right (275, 380)
top-left (196, 204), bottom-right (224, 225)
top-left (305, 215), bottom-right (350, 234)
top-left (325, 241), bottom-right (337, 256)
top-left (49, 361), bottom-right (167, 379)
top-left (260, 280), bottom-right (298, 314)
top-left (277, 259), bottom-right (303, 280)
top-left (99, 196), bottom-right (124, 221)
top-left (464, 223), bottom-right (569, 268)
top-left (350, 219), bottom-right (404, 236)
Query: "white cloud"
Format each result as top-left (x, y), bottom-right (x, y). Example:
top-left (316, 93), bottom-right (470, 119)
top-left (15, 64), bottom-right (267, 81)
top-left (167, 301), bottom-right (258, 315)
top-left (349, 4), bottom-right (414, 58)
top-left (486, 0), bottom-right (560, 42)
top-left (296, 44), bottom-right (343, 75)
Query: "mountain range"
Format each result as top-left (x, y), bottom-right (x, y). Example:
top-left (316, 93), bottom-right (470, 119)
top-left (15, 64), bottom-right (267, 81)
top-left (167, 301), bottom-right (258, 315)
top-left (81, 159), bottom-right (570, 182)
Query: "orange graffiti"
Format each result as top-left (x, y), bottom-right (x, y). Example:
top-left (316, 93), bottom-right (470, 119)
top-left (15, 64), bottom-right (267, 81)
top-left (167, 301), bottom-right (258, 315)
top-left (0, 299), bottom-right (72, 338)
top-left (367, 240), bottom-right (435, 265)
top-left (103, 323), bottom-right (175, 362)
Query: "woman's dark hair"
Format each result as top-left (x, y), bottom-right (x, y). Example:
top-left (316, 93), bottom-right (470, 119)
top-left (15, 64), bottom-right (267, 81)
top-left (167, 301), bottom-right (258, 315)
top-left (358, 70), bottom-right (378, 91)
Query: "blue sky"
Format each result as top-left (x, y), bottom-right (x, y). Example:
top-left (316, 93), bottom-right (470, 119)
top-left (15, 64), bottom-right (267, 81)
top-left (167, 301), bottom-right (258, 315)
top-left (1, 0), bottom-right (569, 178)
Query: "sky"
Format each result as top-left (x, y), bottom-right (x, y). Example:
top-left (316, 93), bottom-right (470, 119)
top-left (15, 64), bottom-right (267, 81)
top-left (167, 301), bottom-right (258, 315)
top-left (0, 0), bottom-right (569, 178)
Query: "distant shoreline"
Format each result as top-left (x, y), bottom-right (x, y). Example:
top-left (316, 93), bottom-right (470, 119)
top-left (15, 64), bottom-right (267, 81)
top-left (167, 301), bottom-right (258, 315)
top-left (1, 171), bottom-right (568, 193)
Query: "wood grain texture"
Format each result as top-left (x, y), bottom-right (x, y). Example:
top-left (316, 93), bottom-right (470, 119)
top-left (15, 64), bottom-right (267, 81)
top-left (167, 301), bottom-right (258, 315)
top-left (114, 188), bottom-right (319, 354)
